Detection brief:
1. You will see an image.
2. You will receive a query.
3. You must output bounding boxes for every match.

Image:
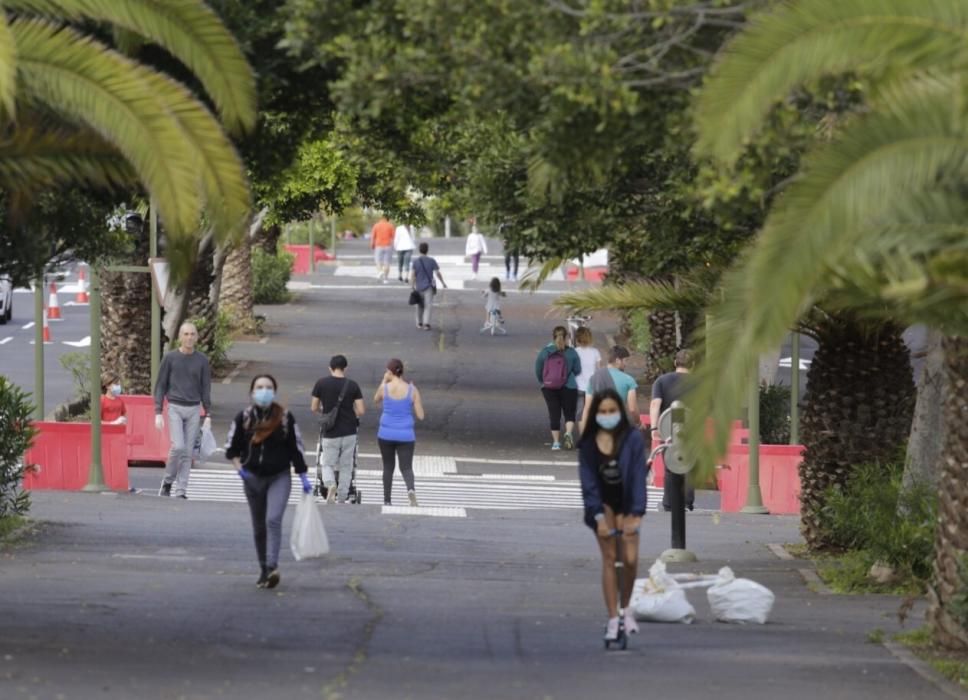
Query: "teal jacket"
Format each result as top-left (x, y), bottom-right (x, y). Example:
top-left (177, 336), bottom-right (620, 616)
top-left (534, 343), bottom-right (581, 390)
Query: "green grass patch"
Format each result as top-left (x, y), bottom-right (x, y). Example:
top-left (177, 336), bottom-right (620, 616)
top-left (785, 543), bottom-right (809, 559)
top-left (814, 549), bottom-right (925, 595)
top-left (0, 515), bottom-right (27, 540)
top-left (867, 628), bottom-right (885, 644)
top-left (893, 626), bottom-right (968, 688)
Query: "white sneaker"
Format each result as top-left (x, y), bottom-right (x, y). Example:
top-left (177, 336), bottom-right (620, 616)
top-left (604, 617), bottom-right (620, 641)
top-left (623, 609), bottom-right (639, 634)
top-left (326, 488), bottom-right (336, 504)
top-left (408, 490), bottom-right (419, 507)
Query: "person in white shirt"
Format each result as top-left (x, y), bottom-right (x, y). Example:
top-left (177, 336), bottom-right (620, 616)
top-left (465, 221), bottom-right (488, 280)
top-left (393, 224), bottom-right (416, 283)
top-left (573, 326), bottom-right (602, 423)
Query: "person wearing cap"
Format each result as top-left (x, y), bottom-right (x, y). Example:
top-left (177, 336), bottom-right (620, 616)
top-left (580, 345), bottom-right (639, 431)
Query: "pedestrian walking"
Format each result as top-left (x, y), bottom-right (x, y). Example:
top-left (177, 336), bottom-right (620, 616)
top-left (370, 216), bottom-right (395, 283)
top-left (373, 358), bottom-right (425, 506)
top-left (154, 322), bottom-right (211, 499)
top-left (100, 373), bottom-right (127, 425)
top-left (411, 242), bottom-right (448, 330)
top-left (535, 325), bottom-right (582, 450)
top-left (580, 345), bottom-right (640, 430)
top-left (311, 354), bottom-right (365, 504)
top-left (650, 349), bottom-right (695, 511)
top-left (465, 221), bottom-right (488, 280)
top-left (394, 223), bottom-right (416, 283)
top-left (482, 277), bottom-right (506, 327)
top-left (573, 327), bottom-right (601, 423)
top-left (225, 374), bottom-right (311, 589)
top-left (499, 224), bottom-right (520, 281)
top-left (578, 387), bottom-right (647, 642)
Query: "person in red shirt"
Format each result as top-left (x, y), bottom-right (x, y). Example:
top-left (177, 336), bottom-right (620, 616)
top-left (100, 374), bottom-right (127, 425)
top-left (370, 217), bottom-right (395, 283)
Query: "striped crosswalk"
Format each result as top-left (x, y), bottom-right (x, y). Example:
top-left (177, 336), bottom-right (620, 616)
top-left (180, 468), bottom-right (664, 515)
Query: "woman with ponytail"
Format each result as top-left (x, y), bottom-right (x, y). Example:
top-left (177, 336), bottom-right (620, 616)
top-left (225, 374), bottom-right (310, 589)
top-left (534, 325), bottom-right (581, 450)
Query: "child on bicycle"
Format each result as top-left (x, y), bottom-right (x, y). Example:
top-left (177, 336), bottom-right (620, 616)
top-left (482, 277), bottom-right (506, 326)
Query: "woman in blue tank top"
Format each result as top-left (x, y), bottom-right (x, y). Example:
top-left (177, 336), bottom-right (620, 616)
top-left (373, 358), bottom-right (425, 506)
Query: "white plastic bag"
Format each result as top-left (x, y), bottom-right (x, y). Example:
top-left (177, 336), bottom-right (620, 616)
top-left (198, 426), bottom-right (218, 460)
top-left (707, 567), bottom-right (775, 624)
top-left (631, 560), bottom-right (697, 624)
top-left (290, 493), bottom-right (330, 560)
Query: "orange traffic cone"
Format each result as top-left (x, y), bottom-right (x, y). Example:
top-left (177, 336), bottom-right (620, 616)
top-left (47, 281), bottom-right (62, 320)
top-left (75, 265), bottom-right (89, 304)
top-left (42, 308), bottom-right (52, 344)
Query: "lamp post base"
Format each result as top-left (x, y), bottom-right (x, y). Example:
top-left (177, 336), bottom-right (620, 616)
top-left (660, 548), bottom-right (698, 563)
top-left (741, 504), bottom-right (770, 514)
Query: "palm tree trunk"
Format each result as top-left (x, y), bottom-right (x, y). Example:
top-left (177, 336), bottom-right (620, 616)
top-left (902, 328), bottom-right (947, 493)
top-left (928, 335), bottom-right (968, 650)
top-left (798, 313), bottom-right (915, 550)
top-left (644, 310), bottom-right (678, 385)
top-left (219, 209), bottom-right (267, 332)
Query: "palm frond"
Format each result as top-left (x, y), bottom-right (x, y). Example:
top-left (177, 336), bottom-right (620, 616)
top-left (519, 256), bottom-right (567, 292)
top-left (8, 0), bottom-right (256, 133)
top-left (695, 0), bottom-right (968, 163)
top-left (14, 17), bottom-right (209, 237)
top-left (553, 279), bottom-right (708, 314)
top-left (684, 74), bottom-right (968, 469)
top-left (0, 11), bottom-right (17, 118)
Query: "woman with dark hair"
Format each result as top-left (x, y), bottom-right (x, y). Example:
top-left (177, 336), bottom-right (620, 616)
top-left (534, 325), bottom-right (582, 450)
top-left (373, 358), bottom-right (425, 506)
top-left (578, 387), bottom-right (647, 642)
top-left (225, 374), bottom-right (311, 589)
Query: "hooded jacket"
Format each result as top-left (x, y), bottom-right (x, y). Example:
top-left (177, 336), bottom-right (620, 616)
top-left (224, 404), bottom-right (308, 477)
top-left (578, 427), bottom-right (648, 529)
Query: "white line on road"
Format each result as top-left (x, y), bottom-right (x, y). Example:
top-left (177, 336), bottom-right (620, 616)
top-left (381, 505), bottom-right (467, 518)
top-left (21, 322), bottom-right (34, 330)
top-left (0, 337), bottom-right (11, 345)
top-left (62, 336), bottom-right (91, 347)
top-left (112, 553), bottom-right (206, 561)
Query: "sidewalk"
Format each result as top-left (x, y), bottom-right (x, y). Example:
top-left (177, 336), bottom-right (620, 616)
top-left (0, 492), bottom-right (948, 700)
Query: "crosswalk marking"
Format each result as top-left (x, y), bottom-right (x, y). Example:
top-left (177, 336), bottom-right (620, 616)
top-left (175, 469), bottom-right (663, 513)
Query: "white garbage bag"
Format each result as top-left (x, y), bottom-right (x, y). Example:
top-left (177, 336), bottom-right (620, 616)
top-left (707, 567), bottom-right (775, 624)
top-left (290, 493), bottom-right (330, 560)
top-left (631, 560), bottom-right (697, 624)
top-left (198, 426), bottom-right (218, 460)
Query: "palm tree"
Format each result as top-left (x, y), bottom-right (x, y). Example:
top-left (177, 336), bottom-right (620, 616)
top-left (691, 0), bottom-right (968, 647)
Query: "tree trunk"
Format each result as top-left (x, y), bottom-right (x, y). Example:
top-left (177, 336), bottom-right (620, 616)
top-left (100, 224), bottom-right (152, 395)
top-left (643, 310), bottom-right (678, 386)
top-left (798, 314), bottom-right (916, 550)
top-left (928, 334), bottom-right (968, 649)
top-left (902, 328), bottom-right (947, 493)
top-left (219, 209), bottom-right (266, 332)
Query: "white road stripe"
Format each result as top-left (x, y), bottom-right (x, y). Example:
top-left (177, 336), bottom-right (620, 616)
top-left (0, 337), bottom-right (11, 345)
top-left (21, 322), bottom-right (34, 330)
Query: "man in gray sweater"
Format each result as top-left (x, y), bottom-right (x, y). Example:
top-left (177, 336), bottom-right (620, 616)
top-left (154, 322), bottom-right (212, 498)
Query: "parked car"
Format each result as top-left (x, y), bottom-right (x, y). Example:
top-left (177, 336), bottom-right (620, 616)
top-left (0, 275), bottom-right (12, 324)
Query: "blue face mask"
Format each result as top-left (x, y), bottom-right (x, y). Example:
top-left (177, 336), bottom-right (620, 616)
top-left (596, 413), bottom-right (621, 431)
top-left (109, 384), bottom-right (122, 397)
top-left (252, 388), bottom-right (275, 407)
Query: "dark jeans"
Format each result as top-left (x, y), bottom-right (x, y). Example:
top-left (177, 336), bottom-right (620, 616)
top-left (505, 253), bottom-right (519, 277)
top-left (378, 438), bottom-right (416, 504)
top-left (662, 470), bottom-right (695, 510)
top-left (541, 387), bottom-right (578, 431)
top-left (243, 470), bottom-right (292, 570)
top-left (398, 250), bottom-right (413, 278)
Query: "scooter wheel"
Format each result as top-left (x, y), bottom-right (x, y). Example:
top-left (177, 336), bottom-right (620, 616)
top-left (619, 634), bottom-right (627, 650)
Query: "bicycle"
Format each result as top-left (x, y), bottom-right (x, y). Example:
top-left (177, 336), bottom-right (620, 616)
top-left (480, 309), bottom-right (507, 336)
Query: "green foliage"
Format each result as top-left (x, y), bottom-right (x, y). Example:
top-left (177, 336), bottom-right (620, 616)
top-left (894, 627), bottom-right (968, 688)
top-left (628, 311), bottom-right (651, 355)
top-left (949, 555), bottom-right (968, 634)
top-left (0, 378), bottom-right (36, 519)
top-left (192, 310), bottom-right (233, 370)
top-left (252, 247), bottom-right (293, 304)
top-left (820, 462), bottom-right (936, 586)
top-left (759, 383), bottom-right (791, 445)
top-left (59, 351), bottom-right (92, 405)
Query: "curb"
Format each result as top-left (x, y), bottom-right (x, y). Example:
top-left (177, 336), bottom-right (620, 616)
top-left (766, 542), bottom-right (835, 595)
top-left (884, 641), bottom-right (968, 700)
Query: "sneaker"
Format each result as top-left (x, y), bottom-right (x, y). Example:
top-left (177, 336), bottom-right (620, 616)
top-left (176, 494), bottom-right (188, 500)
top-left (265, 569), bottom-right (281, 589)
top-left (623, 610), bottom-right (639, 634)
top-left (382, 278), bottom-right (388, 285)
top-left (256, 568), bottom-right (269, 588)
top-left (604, 617), bottom-right (620, 641)
top-left (398, 275), bottom-right (404, 282)
top-left (408, 490), bottom-right (419, 507)
top-left (551, 442), bottom-right (561, 451)
top-left (562, 432), bottom-right (575, 450)
top-left (158, 481), bottom-right (171, 497)
top-left (326, 487), bottom-right (336, 505)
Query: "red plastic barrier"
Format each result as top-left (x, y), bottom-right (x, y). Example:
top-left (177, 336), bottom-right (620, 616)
top-left (638, 416), bottom-right (749, 489)
top-left (566, 266), bottom-right (607, 282)
top-left (23, 422), bottom-right (128, 491)
top-left (284, 244), bottom-right (335, 274)
top-left (717, 444), bottom-right (803, 514)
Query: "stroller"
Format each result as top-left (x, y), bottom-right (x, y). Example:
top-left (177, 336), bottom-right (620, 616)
top-left (313, 426), bottom-right (363, 504)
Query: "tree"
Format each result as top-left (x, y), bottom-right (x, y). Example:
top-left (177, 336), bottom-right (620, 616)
top-left (691, 0), bottom-right (968, 647)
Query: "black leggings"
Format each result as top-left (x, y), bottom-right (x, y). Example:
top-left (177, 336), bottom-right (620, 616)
top-left (505, 253), bottom-right (519, 276)
top-left (378, 439), bottom-right (416, 504)
top-left (541, 387), bottom-right (578, 431)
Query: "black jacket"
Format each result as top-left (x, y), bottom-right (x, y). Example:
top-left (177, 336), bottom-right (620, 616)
top-left (224, 405), bottom-right (308, 477)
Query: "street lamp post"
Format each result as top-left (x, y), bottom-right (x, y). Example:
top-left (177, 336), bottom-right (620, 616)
top-left (83, 265), bottom-right (107, 491)
top-left (790, 331), bottom-right (800, 445)
top-left (742, 374), bottom-right (769, 514)
top-left (33, 271), bottom-right (44, 420)
top-left (150, 202), bottom-right (160, 390)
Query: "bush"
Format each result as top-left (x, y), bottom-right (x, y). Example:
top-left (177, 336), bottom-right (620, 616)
top-left (821, 461), bottom-right (936, 585)
top-left (252, 247), bottom-right (294, 304)
top-left (0, 378), bottom-right (36, 518)
top-left (759, 383), bottom-right (791, 444)
top-left (60, 351), bottom-right (92, 404)
top-left (192, 310), bottom-right (233, 370)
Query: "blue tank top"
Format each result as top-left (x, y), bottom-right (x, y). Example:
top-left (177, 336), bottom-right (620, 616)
top-left (378, 383), bottom-right (416, 442)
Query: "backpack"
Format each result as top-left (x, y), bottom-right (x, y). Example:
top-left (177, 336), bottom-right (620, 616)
top-left (542, 350), bottom-right (569, 390)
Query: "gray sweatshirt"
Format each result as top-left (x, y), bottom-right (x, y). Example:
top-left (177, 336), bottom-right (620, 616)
top-left (153, 349), bottom-right (212, 414)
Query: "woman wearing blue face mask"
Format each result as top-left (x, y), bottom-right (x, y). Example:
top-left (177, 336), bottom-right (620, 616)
top-left (225, 374), bottom-right (311, 589)
top-left (578, 387), bottom-right (648, 643)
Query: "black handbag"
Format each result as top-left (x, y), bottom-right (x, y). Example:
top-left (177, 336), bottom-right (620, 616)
top-left (408, 290), bottom-right (422, 306)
